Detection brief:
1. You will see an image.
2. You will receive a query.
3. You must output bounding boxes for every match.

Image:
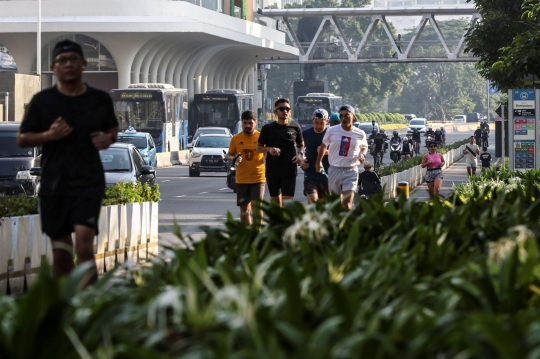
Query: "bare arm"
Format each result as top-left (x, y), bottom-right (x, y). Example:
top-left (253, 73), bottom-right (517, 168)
top-left (292, 142), bottom-right (305, 164)
top-left (257, 143), bottom-right (280, 156)
top-left (315, 142), bottom-right (327, 173)
top-left (18, 117), bottom-right (72, 148)
top-left (421, 154), bottom-right (429, 168)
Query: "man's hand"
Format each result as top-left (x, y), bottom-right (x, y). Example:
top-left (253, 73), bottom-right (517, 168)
top-left (91, 132), bottom-right (112, 150)
top-left (300, 159), bottom-right (309, 170)
top-left (292, 153), bottom-right (304, 164)
top-left (268, 147), bottom-right (281, 156)
top-left (315, 162), bottom-right (321, 173)
top-left (47, 117), bottom-right (72, 141)
top-left (236, 153), bottom-right (243, 163)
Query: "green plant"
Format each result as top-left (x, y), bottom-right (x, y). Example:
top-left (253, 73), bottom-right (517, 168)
top-left (102, 182), bottom-right (160, 206)
top-left (0, 195), bottom-right (38, 218)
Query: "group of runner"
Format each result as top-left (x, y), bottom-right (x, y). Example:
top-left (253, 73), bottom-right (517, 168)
top-left (227, 99), bottom-right (372, 224)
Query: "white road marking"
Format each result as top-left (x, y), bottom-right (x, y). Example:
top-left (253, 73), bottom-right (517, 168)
top-left (176, 195), bottom-right (185, 198)
top-left (199, 192), bottom-right (208, 194)
top-left (161, 180), bottom-right (170, 182)
top-left (219, 188), bottom-right (229, 190)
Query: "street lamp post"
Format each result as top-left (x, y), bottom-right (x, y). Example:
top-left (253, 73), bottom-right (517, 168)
top-left (37, 0), bottom-right (41, 83)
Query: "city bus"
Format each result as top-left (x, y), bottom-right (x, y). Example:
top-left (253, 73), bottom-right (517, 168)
top-left (294, 93), bottom-right (343, 129)
top-left (192, 90), bottom-right (254, 135)
top-left (110, 84), bottom-right (189, 152)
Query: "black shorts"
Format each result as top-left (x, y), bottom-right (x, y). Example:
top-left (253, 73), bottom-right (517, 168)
top-left (266, 176), bottom-right (296, 197)
top-left (236, 183), bottom-right (265, 207)
top-left (303, 181), bottom-right (329, 196)
top-left (39, 195), bottom-right (103, 239)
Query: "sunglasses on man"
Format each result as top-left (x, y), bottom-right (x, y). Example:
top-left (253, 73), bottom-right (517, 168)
top-left (277, 107), bottom-right (291, 112)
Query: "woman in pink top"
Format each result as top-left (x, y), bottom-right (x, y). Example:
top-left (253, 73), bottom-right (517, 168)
top-left (421, 141), bottom-right (445, 196)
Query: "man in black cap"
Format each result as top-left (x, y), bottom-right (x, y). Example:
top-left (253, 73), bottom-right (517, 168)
top-left (17, 39), bottom-right (118, 287)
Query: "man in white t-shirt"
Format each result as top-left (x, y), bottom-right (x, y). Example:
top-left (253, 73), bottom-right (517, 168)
top-left (463, 136), bottom-right (480, 176)
top-left (316, 104), bottom-right (369, 210)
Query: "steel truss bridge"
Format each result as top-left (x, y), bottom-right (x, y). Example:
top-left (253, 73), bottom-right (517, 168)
top-left (260, 7), bottom-right (481, 64)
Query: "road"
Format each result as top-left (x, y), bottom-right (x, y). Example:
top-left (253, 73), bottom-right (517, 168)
top-left (157, 130), bottom-right (475, 244)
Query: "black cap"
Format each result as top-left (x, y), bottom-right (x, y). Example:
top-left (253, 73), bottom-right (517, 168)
top-left (52, 40), bottom-right (84, 61)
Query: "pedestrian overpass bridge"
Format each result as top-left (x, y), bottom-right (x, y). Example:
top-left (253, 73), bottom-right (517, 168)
top-left (260, 6), bottom-right (481, 64)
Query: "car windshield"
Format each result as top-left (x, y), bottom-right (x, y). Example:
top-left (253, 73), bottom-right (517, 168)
top-left (117, 136), bottom-right (147, 149)
top-left (99, 148), bottom-right (132, 172)
top-left (0, 132), bottom-right (34, 157)
top-left (355, 124), bottom-right (377, 134)
top-left (195, 136), bottom-right (231, 148)
top-left (409, 120), bottom-right (425, 126)
top-left (194, 129), bottom-right (227, 139)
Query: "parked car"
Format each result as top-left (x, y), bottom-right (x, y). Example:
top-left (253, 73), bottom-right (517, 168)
top-left (453, 115), bottom-right (466, 123)
top-left (407, 118), bottom-right (428, 134)
top-left (189, 134), bottom-right (232, 177)
top-left (117, 129), bottom-right (157, 168)
top-left (0, 123), bottom-right (40, 196)
top-left (99, 143), bottom-right (156, 187)
top-left (188, 127), bottom-right (232, 149)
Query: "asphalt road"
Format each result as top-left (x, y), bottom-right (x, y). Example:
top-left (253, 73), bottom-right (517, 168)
top-left (157, 130), bottom-right (474, 245)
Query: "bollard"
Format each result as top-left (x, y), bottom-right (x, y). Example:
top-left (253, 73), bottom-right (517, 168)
top-left (397, 181), bottom-right (409, 199)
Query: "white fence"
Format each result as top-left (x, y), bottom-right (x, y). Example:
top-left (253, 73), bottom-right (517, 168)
top-left (0, 202), bottom-right (158, 295)
top-left (381, 145), bottom-right (465, 199)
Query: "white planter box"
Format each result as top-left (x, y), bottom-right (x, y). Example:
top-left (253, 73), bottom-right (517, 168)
top-left (0, 201), bottom-right (158, 295)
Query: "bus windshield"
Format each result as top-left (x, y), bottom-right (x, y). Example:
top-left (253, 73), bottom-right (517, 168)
top-left (196, 101), bottom-right (237, 129)
top-left (296, 98), bottom-right (331, 125)
top-left (113, 100), bottom-right (163, 139)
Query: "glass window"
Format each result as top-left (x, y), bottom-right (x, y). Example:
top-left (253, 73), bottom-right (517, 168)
top-left (117, 136), bottom-right (148, 149)
top-left (196, 101), bottom-right (237, 128)
top-left (296, 99), bottom-right (330, 125)
top-left (195, 136), bottom-right (231, 148)
top-left (131, 148), bottom-right (145, 171)
top-left (409, 120), bottom-right (426, 126)
top-left (100, 148), bottom-right (131, 172)
top-left (0, 132), bottom-right (34, 157)
top-left (113, 99), bottom-right (163, 140)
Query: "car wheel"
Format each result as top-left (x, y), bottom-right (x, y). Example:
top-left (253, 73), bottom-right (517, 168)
top-left (189, 169), bottom-right (200, 177)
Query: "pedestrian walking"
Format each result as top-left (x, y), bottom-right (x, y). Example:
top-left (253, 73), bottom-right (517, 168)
top-left (422, 141), bottom-right (445, 197)
top-left (357, 161), bottom-right (381, 197)
top-left (17, 39), bottom-right (118, 286)
top-left (257, 98), bottom-right (304, 206)
top-left (300, 109), bottom-right (329, 204)
top-left (479, 147), bottom-right (492, 172)
top-left (316, 105), bottom-right (369, 210)
top-left (227, 110), bottom-right (265, 225)
top-left (463, 136), bottom-right (480, 176)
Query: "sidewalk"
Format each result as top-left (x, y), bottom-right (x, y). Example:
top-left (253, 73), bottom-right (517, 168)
top-left (410, 145), bottom-right (498, 200)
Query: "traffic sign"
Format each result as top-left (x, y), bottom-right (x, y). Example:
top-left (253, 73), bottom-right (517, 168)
top-left (495, 105), bottom-right (507, 118)
top-left (487, 81), bottom-right (499, 95)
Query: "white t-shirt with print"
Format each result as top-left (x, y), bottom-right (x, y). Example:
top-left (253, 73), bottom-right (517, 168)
top-left (464, 143), bottom-right (479, 161)
top-left (322, 125), bottom-right (369, 168)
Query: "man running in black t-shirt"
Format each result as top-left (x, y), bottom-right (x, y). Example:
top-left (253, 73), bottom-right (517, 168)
top-left (300, 109), bottom-right (329, 203)
top-left (17, 40), bottom-right (118, 286)
top-left (257, 98), bottom-right (304, 206)
top-left (479, 147), bottom-right (492, 172)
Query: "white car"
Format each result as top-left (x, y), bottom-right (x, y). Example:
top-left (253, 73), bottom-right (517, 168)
top-left (453, 115), bottom-right (466, 123)
top-left (406, 118), bottom-right (428, 134)
top-left (188, 127), bottom-right (232, 149)
top-left (188, 134), bottom-right (232, 177)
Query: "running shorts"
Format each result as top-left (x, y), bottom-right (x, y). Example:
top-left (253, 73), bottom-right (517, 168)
top-left (328, 166), bottom-right (358, 194)
top-left (236, 183), bottom-right (265, 207)
top-left (266, 176), bottom-right (296, 197)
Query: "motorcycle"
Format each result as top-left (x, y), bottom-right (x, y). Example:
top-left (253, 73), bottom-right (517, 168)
top-left (389, 138), bottom-right (401, 163)
top-left (425, 134), bottom-right (434, 148)
top-left (223, 150), bottom-right (239, 193)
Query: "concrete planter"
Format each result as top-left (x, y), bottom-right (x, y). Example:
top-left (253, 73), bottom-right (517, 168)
top-left (381, 145), bottom-right (465, 199)
top-left (0, 202), bottom-right (158, 295)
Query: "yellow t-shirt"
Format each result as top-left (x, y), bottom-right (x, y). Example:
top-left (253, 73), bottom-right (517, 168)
top-left (228, 131), bottom-right (265, 184)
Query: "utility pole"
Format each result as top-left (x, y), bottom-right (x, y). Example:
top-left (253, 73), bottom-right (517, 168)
top-left (37, 0), bottom-right (41, 85)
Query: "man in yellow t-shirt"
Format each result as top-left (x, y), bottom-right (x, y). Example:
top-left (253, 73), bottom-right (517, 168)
top-left (227, 110), bottom-right (266, 225)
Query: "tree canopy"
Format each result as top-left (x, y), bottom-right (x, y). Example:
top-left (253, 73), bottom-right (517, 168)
top-left (465, 0), bottom-right (540, 90)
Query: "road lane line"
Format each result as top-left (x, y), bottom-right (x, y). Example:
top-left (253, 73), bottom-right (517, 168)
top-left (199, 192), bottom-right (208, 194)
top-left (219, 188), bottom-right (229, 190)
top-left (161, 180), bottom-right (170, 182)
top-left (176, 195), bottom-right (185, 198)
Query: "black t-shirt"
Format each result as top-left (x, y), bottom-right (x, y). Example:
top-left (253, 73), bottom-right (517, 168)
top-left (412, 131), bottom-right (421, 141)
top-left (373, 138), bottom-right (385, 151)
top-left (480, 153), bottom-right (492, 167)
top-left (20, 85), bottom-right (118, 196)
top-left (258, 121), bottom-right (303, 177)
top-left (302, 127), bottom-right (329, 183)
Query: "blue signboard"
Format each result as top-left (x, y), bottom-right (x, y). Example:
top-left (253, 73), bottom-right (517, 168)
top-left (487, 81), bottom-right (499, 95)
top-left (513, 89), bottom-right (535, 101)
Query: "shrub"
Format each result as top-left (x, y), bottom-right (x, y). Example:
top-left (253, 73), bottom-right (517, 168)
top-left (103, 181), bottom-right (160, 206)
top-left (0, 196), bottom-right (38, 218)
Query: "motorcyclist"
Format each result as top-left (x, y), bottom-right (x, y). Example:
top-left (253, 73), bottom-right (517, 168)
top-left (440, 126), bottom-right (446, 143)
top-left (400, 139), bottom-right (412, 160)
top-left (425, 126), bottom-right (435, 138)
top-left (474, 126), bottom-right (482, 145)
top-left (434, 128), bottom-right (443, 145)
top-left (481, 120), bottom-right (490, 134)
top-left (411, 128), bottom-right (421, 155)
top-left (391, 130), bottom-right (401, 143)
top-left (481, 127), bottom-right (489, 147)
top-left (371, 132), bottom-right (386, 164)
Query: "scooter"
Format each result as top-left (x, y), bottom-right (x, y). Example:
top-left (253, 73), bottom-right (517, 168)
top-left (223, 150), bottom-right (240, 193)
top-left (425, 134), bottom-right (434, 148)
top-left (389, 138), bottom-right (401, 163)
